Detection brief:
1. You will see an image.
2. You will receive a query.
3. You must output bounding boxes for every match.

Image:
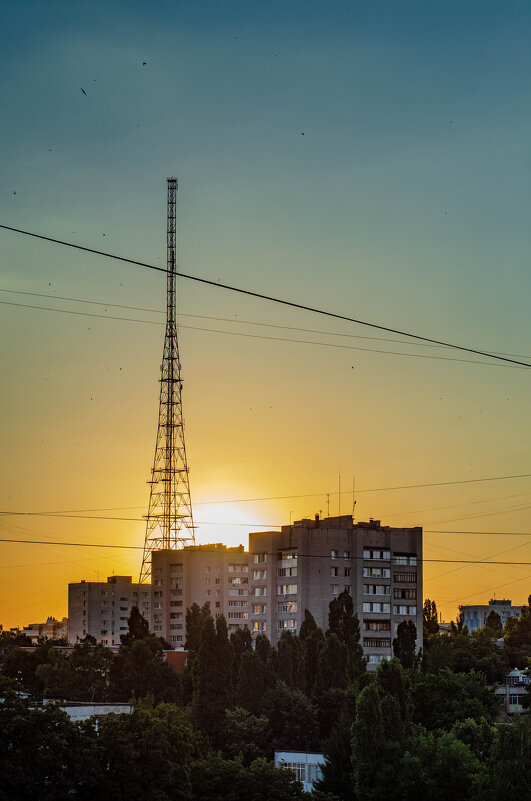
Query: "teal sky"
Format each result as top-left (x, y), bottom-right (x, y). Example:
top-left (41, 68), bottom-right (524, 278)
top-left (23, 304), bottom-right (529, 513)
top-left (1, 0), bottom-right (530, 627)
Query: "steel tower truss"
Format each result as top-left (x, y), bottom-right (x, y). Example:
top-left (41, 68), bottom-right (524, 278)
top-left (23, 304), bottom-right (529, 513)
top-left (140, 178), bottom-right (195, 583)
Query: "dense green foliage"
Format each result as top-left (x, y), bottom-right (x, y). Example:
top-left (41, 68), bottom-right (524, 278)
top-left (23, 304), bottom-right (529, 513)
top-left (2, 592), bottom-right (531, 800)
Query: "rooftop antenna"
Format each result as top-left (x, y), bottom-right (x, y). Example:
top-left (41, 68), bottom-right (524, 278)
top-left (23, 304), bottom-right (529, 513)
top-left (352, 475), bottom-right (356, 518)
top-left (140, 178), bottom-right (196, 583)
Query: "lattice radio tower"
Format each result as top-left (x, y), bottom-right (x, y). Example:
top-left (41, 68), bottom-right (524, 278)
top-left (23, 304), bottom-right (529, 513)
top-left (139, 178), bottom-right (195, 583)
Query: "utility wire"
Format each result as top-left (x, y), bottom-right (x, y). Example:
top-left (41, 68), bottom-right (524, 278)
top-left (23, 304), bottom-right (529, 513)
top-left (2, 299), bottom-right (525, 369)
top-left (1, 224), bottom-right (529, 368)
top-left (3, 287), bottom-right (529, 360)
top-left (3, 537), bottom-right (531, 566)
top-left (1, 473), bottom-right (529, 517)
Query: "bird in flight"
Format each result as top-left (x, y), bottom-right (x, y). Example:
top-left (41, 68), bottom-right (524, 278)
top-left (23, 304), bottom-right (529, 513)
top-left (81, 88), bottom-right (87, 96)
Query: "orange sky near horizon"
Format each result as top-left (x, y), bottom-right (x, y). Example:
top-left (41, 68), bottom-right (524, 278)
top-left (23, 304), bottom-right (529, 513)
top-left (1, 0), bottom-right (530, 633)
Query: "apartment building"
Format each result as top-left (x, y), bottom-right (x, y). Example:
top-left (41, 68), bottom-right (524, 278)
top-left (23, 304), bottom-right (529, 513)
top-left (248, 514), bottom-right (422, 669)
top-left (68, 576), bottom-right (150, 645)
top-left (150, 544), bottom-right (250, 646)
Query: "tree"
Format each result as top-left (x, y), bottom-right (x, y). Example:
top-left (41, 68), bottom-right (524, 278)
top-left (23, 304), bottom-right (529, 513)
top-left (190, 754), bottom-right (308, 801)
top-left (265, 681), bottom-right (319, 752)
top-left (423, 599), bottom-right (439, 637)
top-left (393, 621), bottom-right (418, 669)
top-left (185, 602), bottom-right (211, 653)
top-left (317, 682), bottom-right (358, 800)
top-left (0, 692), bottom-right (88, 801)
top-left (229, 626), bottom-right (252, 691)
top-left (111, 636), bottom-right (182, 703)
top-left (450, 608), bottom-right (468, 636)
top-left (37, 638), bottom-right (113, 701)
top-left (224, 707), bottom-right (271, 763)
top-left (328, 591), bottom-right (359, 643)
top-left (489, 715), bottom-right (531, 801)
top-left (275, 630), bottom-right (301, 689)
top-left (351, 683), bottom-right (388, 801)
top-left (412, 668), bottom-right (497, 730)
top-left (485, 610), bottom-right (503, 636)
top-left (192, 614), bottom-right (232, 747)
top-left (85, 701), bottom-right (194, 801)
top-left (120, 605), bottom-right (149, 645)
top-left (299, 609), bottom-right (318, 640)
top-left (236, 649), bottom-right (268, 715)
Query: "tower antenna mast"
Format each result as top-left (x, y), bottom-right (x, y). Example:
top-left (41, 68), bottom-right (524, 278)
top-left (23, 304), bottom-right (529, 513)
top-left (140, 178), bottom-right (195, 583)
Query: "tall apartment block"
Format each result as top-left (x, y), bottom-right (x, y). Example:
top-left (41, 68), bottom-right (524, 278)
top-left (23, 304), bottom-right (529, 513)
top-left (248, 515), bottom-right (423, 669)
top-left (150, 544), bottom-right (250, 646)
top-left (68, 576), bottom-right (151, 645)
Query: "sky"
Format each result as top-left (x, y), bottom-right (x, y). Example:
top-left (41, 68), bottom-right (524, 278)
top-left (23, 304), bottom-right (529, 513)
top-left (0, 0), bottom-right (530, 629)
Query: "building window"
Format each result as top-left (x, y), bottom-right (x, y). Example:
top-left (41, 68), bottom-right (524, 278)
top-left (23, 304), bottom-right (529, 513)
top-left (344, 568), bottom-right (351, 577)
top-left (205, 590), bottom-right (211, 596)
top-left (229, 564), bottom-right (249, 572)
top-left (366, 654), bottom-right (388, 664)
top-left (393, 554), bottom-right (417, 566)
top-left (330, 567), bottom-right (339, 577)
top-left (331, 550), bottom-right (338, 559)
top-left (394, 588), bottom-right (417, 600)
top-left (281, 551), bottom-right (297, 561)
top-left (229, 577), bottom-right (248, 585)
top-left (364, 619), bottom-right (391, 632)
top-left (277, 619), bottom-right (297, 630)
top-left (170, 601), bottom-right (183, 607)
top-left (363, 567), bottom-right (391, 579)
top-left (278, 601), bottom-right (297, 613)
top-left (215, 601), bottom-right (220, 608)
top-left (215, 578), bottom-right (220, 584)
top-left (363, 549), bottom-right (390, 561)
top-left (254, 570), bottom-right (267, 580)
top-left (394, 572), bottom-right (417, 583)
top-left (363, 637), bottom-right (391, 648)
top-left (277, 567), bottom-right (297, 577)
top-left (393, 605), bottom-right (417, 615)
top-left (205, 567), bottom-right (211, 573)
top-left (364, 584), bottom-right (390, 596)
top-left (229, 600), bottom-right (247, 607)
top-left (169, 563), bottom-right (183, 573)
top-left (277, 584), bottom-right (297, 596)
top-left (509, 694), bottom-right (520, 705)
top-left (254, 553), bottom-right (267, 563)
top-left (331, 585), bottom-right (339, 595)
top-left (252, 621), bottom-right (267, 632)
top-left (363, 602), bottom-right (391, 613)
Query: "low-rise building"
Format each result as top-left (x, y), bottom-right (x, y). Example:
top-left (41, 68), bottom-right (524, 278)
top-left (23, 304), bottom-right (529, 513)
top-left (495, 668), bottom-right (530, 716)
top-left (20, 617), bottom-right (68, 643)
top-left (68, 576), bottom-right (150, 645)
top-left (274, 751), bottom-right (325, 793)
top-left (461, 599), bottom-right (522, 632)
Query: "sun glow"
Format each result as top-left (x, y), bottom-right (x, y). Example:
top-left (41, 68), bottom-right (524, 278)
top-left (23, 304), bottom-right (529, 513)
top-left (192, 501), bottom-right (278, 549)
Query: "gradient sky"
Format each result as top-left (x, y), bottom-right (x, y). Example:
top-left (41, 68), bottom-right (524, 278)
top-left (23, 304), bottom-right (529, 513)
top-left (1, 0), bottom-right (530, 629)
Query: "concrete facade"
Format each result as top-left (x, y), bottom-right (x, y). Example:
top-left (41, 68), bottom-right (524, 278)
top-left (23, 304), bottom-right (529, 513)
top-left (248, 515), bottom-right (423, 669)
top-left (151, 544), bottom-right (250, 645)
top-left (68, 576), bottom-right (150, 645)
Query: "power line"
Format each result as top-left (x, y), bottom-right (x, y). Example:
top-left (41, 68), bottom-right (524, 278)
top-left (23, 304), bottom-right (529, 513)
top-left (1, 223), bottom-right (529, 368)
top-left (4, 537), bottom-right (531, 566)
top-left (3, 298), bottom-right (526, 369)
top-left (3, 287), bottom-right (529, 360)
top-left (1, 473), bottom-right (529, 517)
top-left (1, 510), bottom-right (531, 537)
